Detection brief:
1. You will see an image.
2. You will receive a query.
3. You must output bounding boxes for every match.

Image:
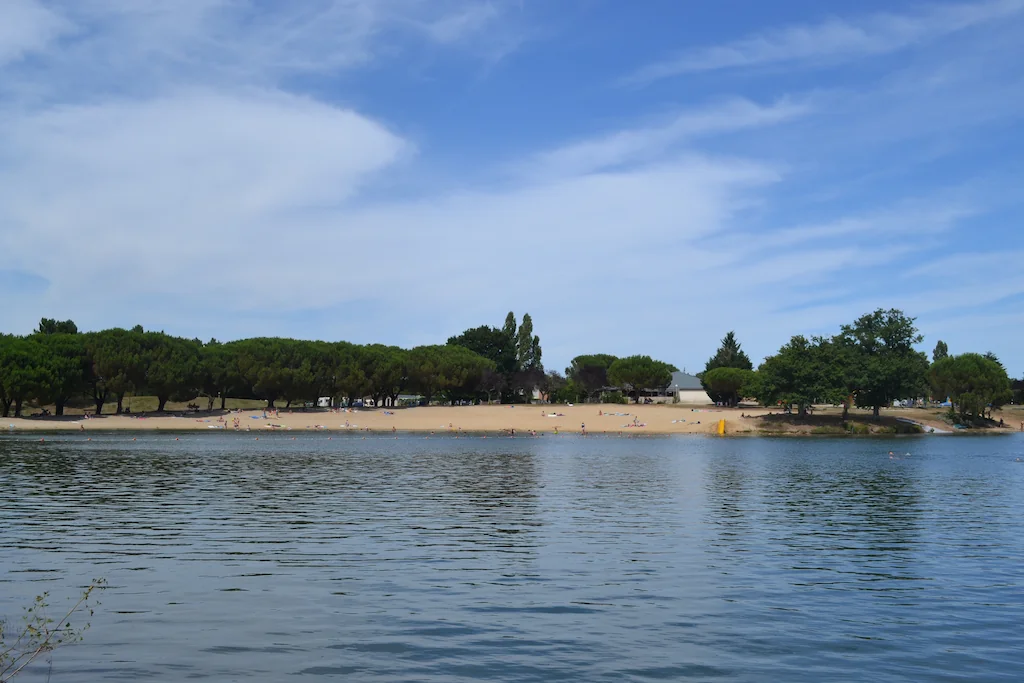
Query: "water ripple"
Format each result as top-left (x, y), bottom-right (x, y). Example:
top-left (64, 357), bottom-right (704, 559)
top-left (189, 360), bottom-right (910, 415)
top-left (1, 433), bottom-right (1023, 681)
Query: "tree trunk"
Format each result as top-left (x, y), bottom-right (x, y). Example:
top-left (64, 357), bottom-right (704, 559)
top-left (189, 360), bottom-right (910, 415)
top-left (842, 403), bottom-right (849, 421)
top-left (157, 396), bottom-right (168, 412)
top-left (266, 398), bottom-right (275, 409)
top-left (94, 394), bottom-right (106, 415)
top-left (116, 394), bottom-right (124, 414)
top-left (55, 399), bottom-right (65, 416)
top-left (220, 395), bottom-right (226, 411)
top-left (207, 395), bottom-right (214, 411)
top-left (872, 405), bottom-right (880, 419)
top-left (798, 404), bottom-right (807, 418)
top-left (14, 398), bottom-right (23, 418)
top-left (1, 399), bottom-right (11, 417)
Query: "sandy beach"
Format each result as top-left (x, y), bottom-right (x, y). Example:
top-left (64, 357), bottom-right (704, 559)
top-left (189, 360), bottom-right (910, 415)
top-left (4, 403), bottom-right (1001, 435)
top-left (4, 404), bottom-right (733, 435)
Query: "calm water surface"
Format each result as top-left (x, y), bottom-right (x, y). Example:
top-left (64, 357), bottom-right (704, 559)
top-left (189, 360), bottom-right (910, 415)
top-left (1, 433), bottom-right (1023, 681)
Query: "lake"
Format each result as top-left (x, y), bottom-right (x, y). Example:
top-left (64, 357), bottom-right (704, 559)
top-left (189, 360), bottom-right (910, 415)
top-left (1, 433), bottom-right (1022, 681)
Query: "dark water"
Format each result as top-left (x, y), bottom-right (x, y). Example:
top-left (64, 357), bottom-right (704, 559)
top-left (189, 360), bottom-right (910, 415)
top-left (1, 433), bottom-right (1023, 682)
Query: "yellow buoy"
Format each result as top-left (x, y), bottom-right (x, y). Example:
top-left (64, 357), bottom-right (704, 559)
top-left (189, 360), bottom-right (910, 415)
top-left (717, 419), bottom-right (726, 435)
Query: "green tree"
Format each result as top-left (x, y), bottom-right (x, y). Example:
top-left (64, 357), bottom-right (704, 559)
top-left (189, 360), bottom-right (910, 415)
top-left (839, 309), bottom-right (929, 418)
top-left (142, 333), bottom-right (203, 411)
top-left (199, 340), bottom-right (242, 410)
top-left (0, 336), bottom-right (46, 417)
top-left (84, 329), bottom-right (146, 414)
top-left (702, 331), bottom-right (754, 403)
top-left (704, 331), bottom-right (753, 372)
top-left (360, 344), bottom-right (408, 407)
top-left (607, 355), bottom-right (673, 403)
top-left (932, 340), bottom-right (949, 362)
top-left (32, 333), bottom-right (88, 415)
top-left (407, 345), bottom-right (493, 405)
top-left (930, 353), bottom-right (1012, 422)
top-left (566, 354), bottom-right (618, 402)
top-left (35, 318), bottom-right (79, 335)
top-left (516, 313), bottom-right (542, 371)
top-left (701, 367), bottom-right (755, 408)
top-left (753, 335), bottom-right (847, 416)
top-left (447, 326), bottom-right (516, 375)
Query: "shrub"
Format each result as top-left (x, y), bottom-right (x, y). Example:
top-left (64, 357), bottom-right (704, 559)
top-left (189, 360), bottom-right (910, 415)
top-left (600, 391), bottom-right (628, 404)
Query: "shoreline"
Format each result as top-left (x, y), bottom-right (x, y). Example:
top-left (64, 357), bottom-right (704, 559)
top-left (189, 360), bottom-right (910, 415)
top-left (4, 404), bottom-right (1017, 436)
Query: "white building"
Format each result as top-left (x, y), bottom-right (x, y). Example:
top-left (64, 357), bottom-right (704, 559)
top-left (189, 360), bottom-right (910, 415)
top-left (666, 371), bottom-right (712, 405)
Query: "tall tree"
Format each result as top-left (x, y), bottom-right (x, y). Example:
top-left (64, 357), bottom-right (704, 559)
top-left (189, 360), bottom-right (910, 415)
top-left (932, 340), bottom-right (949, 362)
top-left (516, 313), bottom-right (541, 370)
top-left (142, 333), bottom-right (202, 412)
top-left (607, 355), bottom-right (673, 403)
top-left (839, 309), bottom-right (930, 418)
top-left (200, 340), bottom-right (242, 410)
top-left (84, 329), bottom-right (145, 414)
top-left (0, 336), bottom-right (46, 417)
top-left (705, 331), bottom-right (753, 372)
top-left (502, 312), bottom-right (517, 349)
top-left (703, 332), bottom-right (755, 404)
top-left (32, 333), bottom-right (88, 415)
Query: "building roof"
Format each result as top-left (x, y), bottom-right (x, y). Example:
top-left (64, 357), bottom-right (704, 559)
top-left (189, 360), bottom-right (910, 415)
top-left (667, 371), bottom-right (703, 392)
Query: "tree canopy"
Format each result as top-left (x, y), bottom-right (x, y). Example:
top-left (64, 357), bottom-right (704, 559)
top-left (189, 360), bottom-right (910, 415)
top-left (752, 335), bottom-right (847, 416)
top-left (448, 311), bottom-right (543, 402)
top-left (607, 355), bottom-right (673, 403)
top-left (702, 367), bottom-right (755, 408)
top-left (930, 353), bottom-right (1012, 422)
top-left (839, 309), bottom-right (930, 417)
top-left (566, 354), bottom-right (618, 401)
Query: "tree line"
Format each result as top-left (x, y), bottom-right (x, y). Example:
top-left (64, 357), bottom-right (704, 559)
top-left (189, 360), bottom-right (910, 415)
top-left (2, 309), bottom-right (1019, 420)
top-left (694, 309), bottom-right (1017, 424)
top-left (0, 314), bottom-right (549, 417)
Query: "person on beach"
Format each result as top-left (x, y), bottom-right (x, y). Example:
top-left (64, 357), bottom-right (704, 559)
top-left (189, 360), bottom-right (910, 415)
top-left (581, 422), bottom-right (586, 435)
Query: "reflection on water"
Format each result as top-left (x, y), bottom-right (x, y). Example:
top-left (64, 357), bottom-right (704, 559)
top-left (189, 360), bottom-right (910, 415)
top-left (1, 433), bottom-right (1023, 681)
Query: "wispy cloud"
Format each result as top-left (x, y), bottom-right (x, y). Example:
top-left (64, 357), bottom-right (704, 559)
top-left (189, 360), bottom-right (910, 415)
top-left (525, 98), bottom-right (809, 178)
top-left (624, 0), bottom-right (1024, 84)
top-left (1, 0), bottom-right (520, 101)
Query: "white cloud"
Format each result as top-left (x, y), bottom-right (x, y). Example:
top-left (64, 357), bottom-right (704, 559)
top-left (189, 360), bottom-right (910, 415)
top-left (525, 98), bottom-right (810, 178)
top-left (0, 89), bottom-right (406, 300)
top-left (0, 0), bottom-right (70, 65)
top-left (624, 0), bottom-right (1024, 83)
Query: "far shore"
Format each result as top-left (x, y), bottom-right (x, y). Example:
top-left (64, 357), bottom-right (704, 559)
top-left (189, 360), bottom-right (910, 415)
top-left (4, 404), bottom-right (1019, 436)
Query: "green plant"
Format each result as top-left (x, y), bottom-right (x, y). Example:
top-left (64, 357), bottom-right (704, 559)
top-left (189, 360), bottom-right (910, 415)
top-left (600, 391), bottom-right (629, 404)
top-left (0, 578), bottom-right (106, 681)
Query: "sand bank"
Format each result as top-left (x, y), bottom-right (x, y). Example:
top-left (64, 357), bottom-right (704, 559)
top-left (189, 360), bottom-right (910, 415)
top-left (4, 404), bottom-right (1011, 436)
top-left (4, 404), bottom-right (740, 435)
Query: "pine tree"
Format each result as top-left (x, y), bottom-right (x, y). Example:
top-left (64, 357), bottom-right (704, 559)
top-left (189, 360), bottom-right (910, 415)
top-left (704, 331), bottom-right (753, 373)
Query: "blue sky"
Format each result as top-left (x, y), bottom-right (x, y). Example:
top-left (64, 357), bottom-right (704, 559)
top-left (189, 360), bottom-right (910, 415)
top-left (0, 0), bottom-right (1022, 376)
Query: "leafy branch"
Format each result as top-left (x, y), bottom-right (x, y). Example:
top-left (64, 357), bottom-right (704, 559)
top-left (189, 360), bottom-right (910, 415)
top-left (0, 578), bottom-right (107, 681)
